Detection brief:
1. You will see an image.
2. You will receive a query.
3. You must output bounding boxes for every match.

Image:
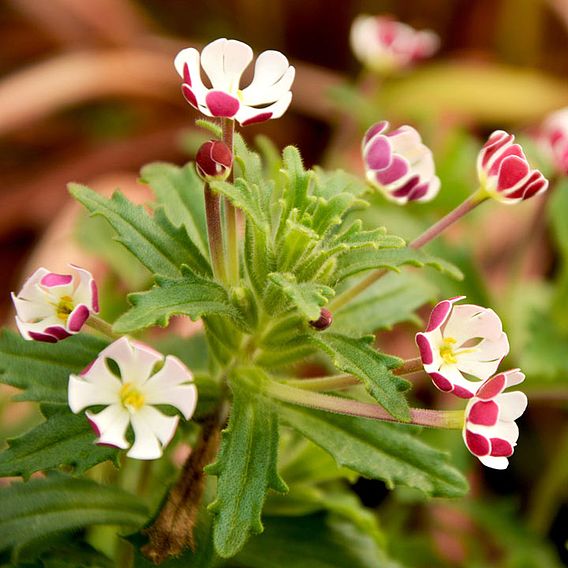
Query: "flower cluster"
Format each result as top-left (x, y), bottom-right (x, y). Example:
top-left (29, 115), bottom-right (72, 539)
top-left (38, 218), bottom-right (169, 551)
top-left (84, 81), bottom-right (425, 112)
top-left (362, 120), bottom-right (440, 204)
top-left (350, 15), bottom-right (439, 73)
top-left (417, 298), bottom-right (527, 469)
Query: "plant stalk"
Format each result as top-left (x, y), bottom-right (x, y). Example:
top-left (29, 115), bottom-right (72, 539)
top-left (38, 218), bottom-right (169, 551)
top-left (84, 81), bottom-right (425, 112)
top-left (204, 182), bottom-right (227, 282)
top-left (267, 381), bottom-right (464, 429)
top-left (86, 315), bottom-right (119, 340)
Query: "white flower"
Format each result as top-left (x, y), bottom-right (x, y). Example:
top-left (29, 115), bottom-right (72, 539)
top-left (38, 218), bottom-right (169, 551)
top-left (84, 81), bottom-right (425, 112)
top-left (537, 108), bottom-right (568, 176)
top-left (362, 121), bottom-right (440, 204)
top-left (11, 265), bottom-right (99, 343)
top-left (463, 369), bottom-right (528, 470)
top-left (416, 297), bottom-right (509, 399)
top-left (350, 15), bottom-right (439, 73)
top-left (68, 337), bottom-right (197, 460)
top-left (174, 38), bottom-right (295, 126)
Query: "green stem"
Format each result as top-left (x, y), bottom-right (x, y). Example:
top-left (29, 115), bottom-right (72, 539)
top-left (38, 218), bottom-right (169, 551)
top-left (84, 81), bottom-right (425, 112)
top-left (329, 189), bottom-right (488, 312)
top-left (204, 182), bottom-right (227, 282)
top-left (222, 118), bottom-right (239, 285)
top-left (86, 315), bottom-right (119, 340)
top-left (267, 381), bottom-right (464, 429)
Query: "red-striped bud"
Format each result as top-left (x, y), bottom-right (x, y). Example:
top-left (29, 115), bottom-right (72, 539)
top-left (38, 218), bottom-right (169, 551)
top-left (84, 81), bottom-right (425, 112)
top-left (195, 140), bottom-right (233, 182)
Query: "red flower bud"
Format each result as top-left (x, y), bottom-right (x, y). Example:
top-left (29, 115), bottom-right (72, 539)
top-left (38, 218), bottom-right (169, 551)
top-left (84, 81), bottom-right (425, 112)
top-left (309, 308), bottom-right (333, 331)
top-left (195, 140), bottom-right (233, 182)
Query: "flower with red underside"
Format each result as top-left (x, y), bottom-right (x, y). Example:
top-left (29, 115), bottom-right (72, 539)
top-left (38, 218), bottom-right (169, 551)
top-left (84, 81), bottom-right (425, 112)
top-left (11, 265), bottom-right (99, 343)
top-left (68, 337), bottom-right (197, 460)
top-left (478, 130), bottom-right (549, 204)
top-left (362, 121), bottom-right (440, 204)
top-left (416, 297), bottom-right (509, 399)
top-left (538, 108), bottom-right (568, 176)
top-left (463, 369), bottom-right (527, 469)
top-left (350, 15), bottom-right (439, 74)
top-left (174, 38), bottom-right (295, 127)
top-left (195, 140), bottom-right (233, 182)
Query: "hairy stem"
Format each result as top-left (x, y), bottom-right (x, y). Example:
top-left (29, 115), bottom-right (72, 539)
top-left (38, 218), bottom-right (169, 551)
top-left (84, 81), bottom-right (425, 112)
top-left (267, 381), bottom-right (464, 429)
top-left (142, 405), bottom-right (226, 563)
top-left (329, 190), bottom-right (488, 311)
top-left (394, 356), bottom-right (424, 376)
top-left (86, 315), bottom-right (119, 339)
top-left (222, 118), bottom-right (240, 285)
top-left (204, 182), bottom-right (227, 282)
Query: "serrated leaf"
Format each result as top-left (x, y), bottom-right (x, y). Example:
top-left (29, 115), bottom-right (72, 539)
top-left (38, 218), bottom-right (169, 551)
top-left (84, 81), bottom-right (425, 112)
top-left (113, 266), bottom-right (244, 333)
top-left (0, 475), bottom-right (148, 553)
top-left (335, 246), bottom-right (463, 283)
top-left (69, 184), bottom-right (210, 277)
top-left (268, 273), bottom-right (334, 320)
top-left (0, 331), bottom-right (108, 404)
top-left (311, 333), bottom-right (410, 422)
top-left (140, 162), bottom-right (208, 255)
top-left (279, 404), bottom-right (468, 498)
top-left (281, 146), bottom-right (311, 213)
top-left (333, 272), bottom-right (438, 333)
top-left (206, 368), bottom-right (287, 558)
top-left (0, 407), bottom-right (118, 479)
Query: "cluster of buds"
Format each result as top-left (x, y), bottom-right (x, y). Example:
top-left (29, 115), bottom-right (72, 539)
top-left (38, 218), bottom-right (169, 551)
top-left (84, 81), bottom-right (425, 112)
top-left (350, 15), bottom-right (439, 74)
top-left (417, 298), bottom-right (527, 469)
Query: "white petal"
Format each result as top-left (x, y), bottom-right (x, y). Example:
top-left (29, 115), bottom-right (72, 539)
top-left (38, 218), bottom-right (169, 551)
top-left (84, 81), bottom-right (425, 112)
top-left (389, 126), bottom-right (424, 163)
top-left (496, 391), bottom-right (528, 421)
top-left (444, 305), bottom-right (504, 344)
top-left (127, 407), bottom-right (179, 460)
top-left (459, 333), bottom-right (509, 362)
top-left (490, 420), bottom-right (519, 445)
top-left (456, 358), bottom-right (501, 381)
top-left (12, 294), bottom-right (53, 321)
top-left (234, 91), bottom-right (293, 125)
top-left (68, 373), bottom-right (120, 413)
top-left (201, 38), bottom-right (252, 93)
top-left (69, 265), bottom-right (96, 309)
top-left (503, 369), bottom-right (525, 388)
top-left (15, 315), bottom-right (68, 339)
top-left (173, 47), bottom-right (209, 102)
top-left (86, 405), bottom-right (130, 449)
top-left (240, 51), bottom-right (294, 105)
top-left (15, 267), bottom-right (51, 302)
top-left (478, 455), bottom-right (509, 469)
top-left (437, 363), bottom-right (482, 396)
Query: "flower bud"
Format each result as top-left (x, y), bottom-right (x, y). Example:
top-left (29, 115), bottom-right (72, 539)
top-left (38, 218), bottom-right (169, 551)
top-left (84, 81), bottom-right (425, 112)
top-left (195, 140), bottom-right (233, 182)
top-left (537, 108), bottom-right (568, 176)
top-left (309, 308), bottom-right (333, 331)
top-left (477, 130), bottom-right (548, 204)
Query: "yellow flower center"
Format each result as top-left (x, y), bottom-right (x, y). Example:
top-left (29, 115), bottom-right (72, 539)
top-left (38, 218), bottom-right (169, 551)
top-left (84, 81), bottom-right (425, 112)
top-left (237, 89), bottom-right (244, 102)
top-left (439, 337), bottom-right (458, 364)
top-left (119, 383), bottom-right (145, 412)
top-left (55, 295), bottom-right (75, 321)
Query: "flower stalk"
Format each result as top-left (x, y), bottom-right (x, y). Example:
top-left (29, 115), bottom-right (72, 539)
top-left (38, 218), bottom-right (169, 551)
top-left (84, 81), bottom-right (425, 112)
top-left (86, 314), bottom-right (119, 340)
top-left (267, 381), bottom-right (464, 429)
top-left (204, 182), bottom-right (227, 282)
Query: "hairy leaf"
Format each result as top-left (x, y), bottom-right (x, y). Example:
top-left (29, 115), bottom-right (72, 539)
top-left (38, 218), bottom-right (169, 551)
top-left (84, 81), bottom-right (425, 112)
top-left (0, 407), bottom-right (118, 479)
top-left (0, 475), bottom-right (148, 553)
top-left (114, 266), bottom-right (244, 333)
top-left (268, 273), bottom-right (334, 320)
top-left (280, 404), bottom-right (468, 498)
top-left (69, 184), bottom-right (210, 277)
top-left (311, 333), bottom-right (410, 422)
top-left (206, 368), bottom-right (288, 558)
top-left (335, 247), bottom-right (463, 283)
top-left (0, 331), bottom-right (108, 404)
top-left (140, 161), bottom-right (208, 255)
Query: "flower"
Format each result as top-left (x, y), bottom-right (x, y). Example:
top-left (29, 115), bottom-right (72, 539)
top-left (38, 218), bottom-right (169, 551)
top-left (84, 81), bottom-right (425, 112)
top-left (477, 130), bottom-right (549, 203)
top-left (174, 38), bottom-right (295, 126)
top-left (195, 140), bottom-right (233, 181)
top-left (416, 297), bottom-right (509, 399)
top-left (350, 15), bottom-right (439, 74)
top-left (538, 108), bottom-right (568, 176)
top-left (309, 308), bottom-right (333, 331)
top-left (68, 337), bottom-right (197, 460)
top-left (11, 265), bottom-right (99, 343)
top-left (463, 369), bottom-right (527, 469)
top-left (362, 121), bottom-right (440, 204)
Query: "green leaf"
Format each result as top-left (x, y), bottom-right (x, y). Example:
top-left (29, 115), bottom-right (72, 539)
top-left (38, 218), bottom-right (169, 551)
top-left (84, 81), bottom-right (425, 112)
top-left (333, 273), bottom-right (438, 333)
top-left (206, 368), bottom-right (288, 558)
top-left (235, 513), bottom-right (400, 568)
top-left (279, 405), bottom-right (468, 498)
top-left (0, 331), bottom-right (108, 404)
top-left (0, 406), bottom-right (118, 479)
top-left (335, 247), bottom-right (463, 283)
top-left (17, 541), bottom-right (114, 568)
top-left (268, 273), bottom-right (334, 320)
top-left (69, 184), bottom-right (210, 278)
top-left (113, 266), bottom-right (244, 333)
top-left (0, 475), bottom-right (148, 553)
top-left (140, 162), bottom-right (208, 256)
top-left (311, 333), bottom-right (410, 422)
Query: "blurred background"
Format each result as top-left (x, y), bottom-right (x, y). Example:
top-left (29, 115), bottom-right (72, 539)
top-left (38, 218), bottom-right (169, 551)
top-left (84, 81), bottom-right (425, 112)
top-left (1, 1), bottom-right (567, 566)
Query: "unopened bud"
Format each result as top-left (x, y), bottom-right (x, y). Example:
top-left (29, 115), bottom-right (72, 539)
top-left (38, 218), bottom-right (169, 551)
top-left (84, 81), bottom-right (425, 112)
top-left (195, 140), bottom-right (233, 182)
top-left (309, 308), bottom-right (333, 331)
